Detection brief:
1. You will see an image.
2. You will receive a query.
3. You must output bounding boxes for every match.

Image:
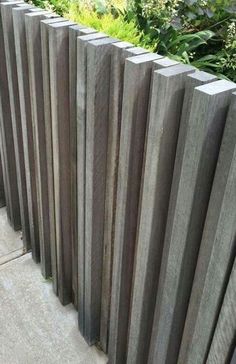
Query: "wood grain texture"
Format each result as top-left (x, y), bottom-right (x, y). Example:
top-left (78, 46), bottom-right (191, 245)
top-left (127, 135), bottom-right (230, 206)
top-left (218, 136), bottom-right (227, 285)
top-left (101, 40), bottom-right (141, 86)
top-left (0, 152), bottom-right (5, 207)
top-left (25, 10), bottom-right (57, 269)
top-left (207, 258), bottom-right (236, 364)
top-left (0, 2), bottom-right (22, 230)
top-left (1, 1), bottom-right (30, 248)
top-left (108, 52), bottom-right (160, 364)
top-left (148, 80), bottom-right (236, 364)
top-left (178, 91), bottom-right (236, 364)
top-left (41, 16), bottom-right (67, 294)
top-left (127, 64), bottom-right (195, 364)
top-left (76, 30), bottom-right (107, 335)
top-left (13, 4), bottom-right (39, 256)
top-left (100, 41), bottom-right (140, 353)
top-left (49, 20), bottom-right (76, 305)
top-left (83, 36), bottom-right (118, 345)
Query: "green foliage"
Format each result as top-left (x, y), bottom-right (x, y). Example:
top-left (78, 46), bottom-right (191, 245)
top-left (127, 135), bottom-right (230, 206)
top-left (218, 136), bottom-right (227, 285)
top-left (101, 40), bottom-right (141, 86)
top-left (28, 0), bottom-right (236, 81)
top-left (123, 0), bottom-right (236, 80)
top-left (66, 1), bottom-right (142, 46)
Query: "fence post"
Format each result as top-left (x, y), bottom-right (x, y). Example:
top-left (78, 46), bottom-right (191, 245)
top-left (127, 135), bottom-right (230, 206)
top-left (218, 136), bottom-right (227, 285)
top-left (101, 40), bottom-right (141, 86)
top-left (178, 91), bottom-right (236, 364)
top-left (148, 80), bottom-right (236, 364)
top-left (76, 30), bottom-right (107, 334)
top-left (1, 1), bottom-right (31, 249)
top-left (108, 52), bottom-right (160, 364)
top-left (48, 20), bottom-right (76, 305)
top-left (127, 63), bottom-right (195, 364)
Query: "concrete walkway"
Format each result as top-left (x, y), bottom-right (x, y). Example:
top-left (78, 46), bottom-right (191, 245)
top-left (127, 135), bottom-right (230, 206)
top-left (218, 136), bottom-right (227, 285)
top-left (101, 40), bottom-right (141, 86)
top-left (0, 208), bottom-right (107, 364)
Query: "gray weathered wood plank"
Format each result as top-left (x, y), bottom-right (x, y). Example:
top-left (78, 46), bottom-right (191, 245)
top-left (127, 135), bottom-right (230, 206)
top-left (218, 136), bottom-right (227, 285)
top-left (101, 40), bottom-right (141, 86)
top-left (0, 152), bottom-right (5, 208)
top-left (76, 30), bottom-right (107, 334)
top-left (25, 10), bottom-right (58, 269)
top-left (41, 16), bottom-right (67, 293)
top-left (83, 36), bottom-right (119, 345)
top-left (0, 0), bottom-right (19, 227)
top-left (207, 258), bottom-right (236, 364)
top-left (148, 80), bottom-right (236, 364)
top-left (1, 1), bottom-right (30, 249)
top-left (108, 52), bottom-right (161, 364)
top-left (178, 91), bottom-right (236, 364)
top-left (48, 20), bottom-right (76, 305)
top-left (100, 40), bottom-right (138, 353)
top-left (127, 64), bottom-right (196, 364)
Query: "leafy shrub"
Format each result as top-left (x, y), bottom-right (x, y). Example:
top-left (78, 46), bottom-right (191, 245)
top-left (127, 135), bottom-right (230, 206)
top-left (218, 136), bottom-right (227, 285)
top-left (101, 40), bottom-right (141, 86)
top-left (66, 1), bottom-right (143, 46)
top-left (28, 0), bottom-right (236, 81)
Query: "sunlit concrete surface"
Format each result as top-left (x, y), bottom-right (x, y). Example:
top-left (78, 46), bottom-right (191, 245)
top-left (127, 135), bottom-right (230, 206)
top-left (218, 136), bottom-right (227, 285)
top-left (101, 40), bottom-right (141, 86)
top-left (0, 207), bottom-right (23, 265)
top-left (0, 210), bottom-right (107, 364)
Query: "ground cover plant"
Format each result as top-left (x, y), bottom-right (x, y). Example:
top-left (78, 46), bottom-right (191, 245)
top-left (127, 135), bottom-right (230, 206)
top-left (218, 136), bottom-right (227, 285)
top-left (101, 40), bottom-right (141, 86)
top-left (28, 0), bottom-right (236, 81)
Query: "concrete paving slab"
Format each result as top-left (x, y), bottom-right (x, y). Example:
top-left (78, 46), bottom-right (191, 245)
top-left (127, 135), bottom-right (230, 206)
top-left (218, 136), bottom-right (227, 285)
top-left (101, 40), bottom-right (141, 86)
top-left (0, 207), bottom-right (22, 265)
top-left (0, 253), bottom-right (107, 364)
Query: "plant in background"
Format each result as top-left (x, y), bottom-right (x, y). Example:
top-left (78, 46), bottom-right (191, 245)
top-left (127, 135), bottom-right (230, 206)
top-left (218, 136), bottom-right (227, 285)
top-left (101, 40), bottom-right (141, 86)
top-left (28, 0), bottom-right (236, 81)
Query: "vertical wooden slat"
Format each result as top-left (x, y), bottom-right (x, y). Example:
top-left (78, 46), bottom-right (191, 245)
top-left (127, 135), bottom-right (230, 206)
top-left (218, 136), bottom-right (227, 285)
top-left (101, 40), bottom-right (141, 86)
top-left (207, 258), bottom-right (236, 364)
top-left (76, 30), bottom-right (107, 334)
top-left (127, 64), bottom-right (196, 364)
top-left (83, 36), bottom-right (118, 345)
top-left (108, 52), bottom-right (160, 364)
top-left (1, 1), bottom-right (30, 250)
top-left (41, 16), bottom-right (66, 293)
top-left (48, 20), bottom-right (76, 305)
top-left (25, 10), bottom-right (57, 267)
top-left (178, 91), bottom-right (236, 364)
top-left (148, 80), bottom-right (236, 364)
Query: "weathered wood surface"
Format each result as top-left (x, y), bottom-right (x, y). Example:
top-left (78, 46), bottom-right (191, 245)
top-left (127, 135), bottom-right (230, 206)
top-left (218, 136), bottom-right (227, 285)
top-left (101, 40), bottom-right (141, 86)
top-left (48, 20), bottom-right (76, 305)
top-left (148, 80), bottom-right (236, 364)
top-left (70, 25), bottom-right (104, 309)
top-left (13, 4), bottom-right (40, 257)
top-left (1, 1), bottom-right (30, 249)
top-left (0, 152), bottom-right (5, 207)
top-left (41, 16), bottom-right (66, 293)
top-left (108, 52), bottom-right (161, 364)
top-left (230, 348), bottom-right (236, 364)
top-left (83, 36), bottom-right (119, 345)
top-left (25, 10), bottom-right (57, 267)
top-left (100, 40), bottom-right (140, 353)
top-left (127, 64), bottom-right (195, 364)
top-left (207, 257), bottom-right (236, 364)
top-left (76, 30), bottom-right (107, 334)
top-left (178, 91), bottom-right (236, 364)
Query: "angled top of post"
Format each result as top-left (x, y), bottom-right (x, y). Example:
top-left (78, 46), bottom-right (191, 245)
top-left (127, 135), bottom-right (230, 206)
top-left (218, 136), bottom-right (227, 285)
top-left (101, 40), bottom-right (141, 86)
top-left (153, 57), bottom-right (179, 69)
top-left (155, 63), bottom-right (195, 78)
top-left (25, 10), bottom-right (52, 17)
top-left (77, 32), bottom-right (107, 42)
top-left (188, 70), bottom-right (218, 83)
top-left (47, 20), bottom-right (77, 28)
top-left (111, 41), bottom-right (133, 49)
top-left (195, 79), bottom-right (236, 95)
top-left (69, 23), bottom-right (87, 31)
top-left (124, 46), bottom-right (149, 56)
top-left (126, 52), bottom-right (162, 65)
top-left (87, 36), bottom-right (119, 47)
top-left (41, 17), bottom-right (66, 25)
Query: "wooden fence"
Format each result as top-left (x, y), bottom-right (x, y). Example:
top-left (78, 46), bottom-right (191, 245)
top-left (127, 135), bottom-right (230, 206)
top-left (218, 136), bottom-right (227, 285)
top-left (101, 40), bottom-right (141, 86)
top-left (0, 1), bottom-right (235, 363)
